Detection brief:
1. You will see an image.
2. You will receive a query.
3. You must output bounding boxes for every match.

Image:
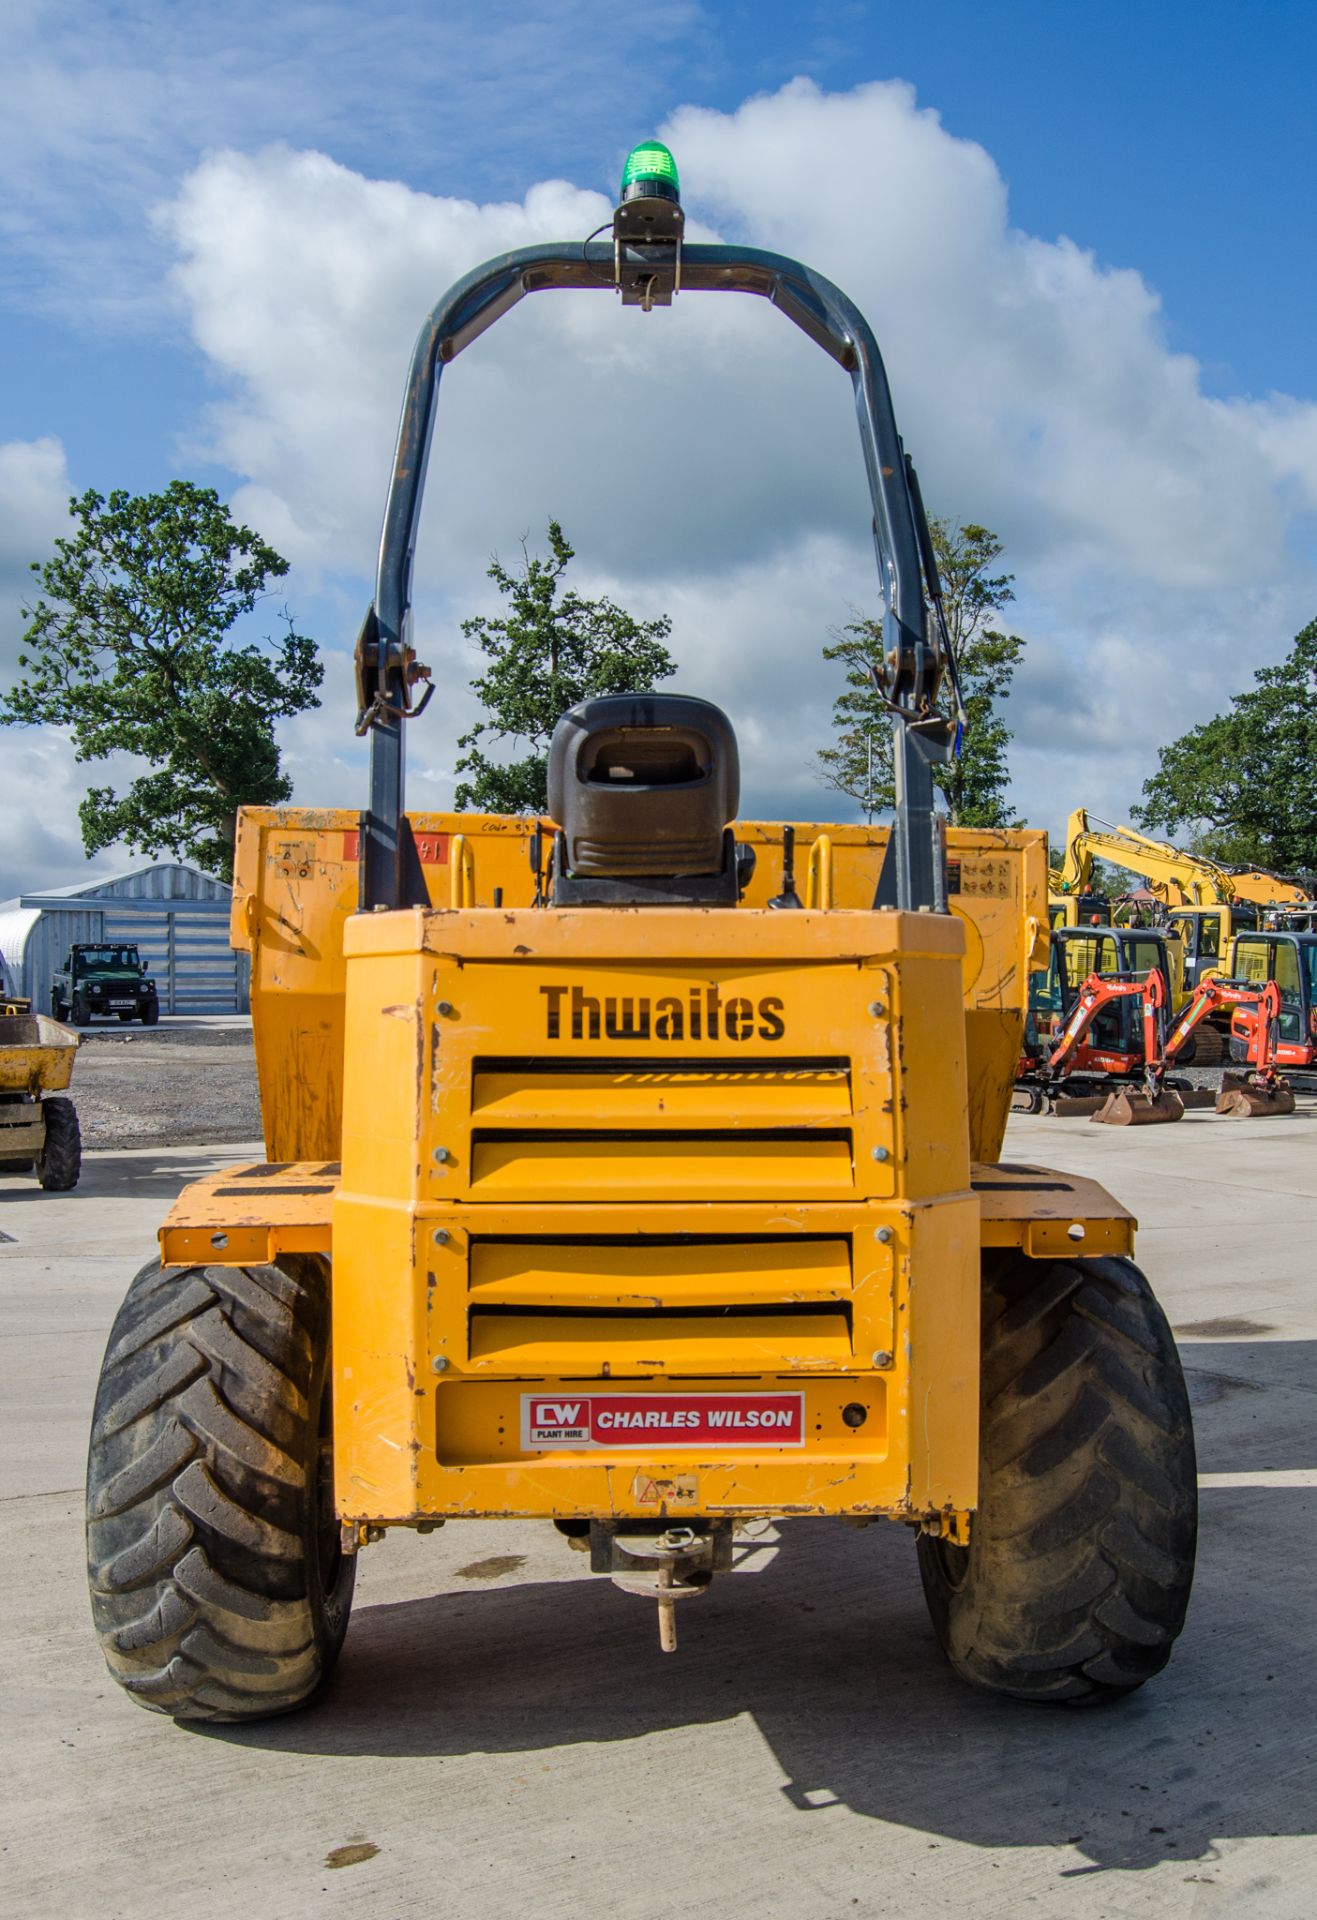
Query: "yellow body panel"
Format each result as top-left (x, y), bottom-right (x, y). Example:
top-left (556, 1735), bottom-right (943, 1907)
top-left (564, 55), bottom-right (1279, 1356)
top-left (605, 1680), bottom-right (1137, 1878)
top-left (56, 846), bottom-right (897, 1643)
top-left (321, 899), bottom-right (978, 1522)
top-left (232, 810), bottom-right (1048, 1167)
top-left (146, 803), bottom-right (1134, 1538)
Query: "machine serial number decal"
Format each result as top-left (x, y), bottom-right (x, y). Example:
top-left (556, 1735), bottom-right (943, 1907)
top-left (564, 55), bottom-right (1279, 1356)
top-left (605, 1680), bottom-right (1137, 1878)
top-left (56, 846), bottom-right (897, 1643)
top-left (521, 1392), bottom-right (805, 1449)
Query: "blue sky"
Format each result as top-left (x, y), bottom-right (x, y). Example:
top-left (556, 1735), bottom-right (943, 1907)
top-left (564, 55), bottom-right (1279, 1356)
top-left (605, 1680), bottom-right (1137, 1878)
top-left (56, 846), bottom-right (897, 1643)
top-left (2, 0), bottom-right (1315, 891)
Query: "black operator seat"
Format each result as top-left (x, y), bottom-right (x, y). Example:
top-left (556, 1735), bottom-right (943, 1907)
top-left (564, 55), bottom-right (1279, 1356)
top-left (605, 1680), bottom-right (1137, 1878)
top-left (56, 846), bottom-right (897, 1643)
top-left (545, 693), bottom-right (752, 906)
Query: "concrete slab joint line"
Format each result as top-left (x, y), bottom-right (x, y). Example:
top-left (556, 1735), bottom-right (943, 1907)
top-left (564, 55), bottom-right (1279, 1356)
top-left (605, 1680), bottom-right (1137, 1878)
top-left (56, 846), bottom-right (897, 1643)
top-left (2, 1113), bottom-right (1316, 1915)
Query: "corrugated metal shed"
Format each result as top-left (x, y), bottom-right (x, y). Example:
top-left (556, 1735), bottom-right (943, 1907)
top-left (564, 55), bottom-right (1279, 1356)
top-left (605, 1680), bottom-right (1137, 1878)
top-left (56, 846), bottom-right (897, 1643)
top-left (0, 862), bottom-right (249, 1016)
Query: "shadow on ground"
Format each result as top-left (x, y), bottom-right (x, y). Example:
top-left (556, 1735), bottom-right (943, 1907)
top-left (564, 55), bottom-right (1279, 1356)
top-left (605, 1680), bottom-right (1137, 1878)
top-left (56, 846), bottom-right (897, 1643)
top-left (201, 1337), bottom-right (1317, 1877)
top-left (0, 1144), bottom-right (256, 1209)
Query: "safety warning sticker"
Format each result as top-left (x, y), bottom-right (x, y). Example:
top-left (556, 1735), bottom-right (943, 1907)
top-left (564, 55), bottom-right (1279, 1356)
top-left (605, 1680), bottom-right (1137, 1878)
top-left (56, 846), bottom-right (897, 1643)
top-left (521, 1392), bottom-right (805, 1450)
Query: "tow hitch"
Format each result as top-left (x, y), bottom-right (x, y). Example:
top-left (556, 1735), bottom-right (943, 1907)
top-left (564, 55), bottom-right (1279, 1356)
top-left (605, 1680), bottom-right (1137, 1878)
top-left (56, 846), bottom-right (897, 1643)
top-left (589, 1520), bottom-right (734, 1653)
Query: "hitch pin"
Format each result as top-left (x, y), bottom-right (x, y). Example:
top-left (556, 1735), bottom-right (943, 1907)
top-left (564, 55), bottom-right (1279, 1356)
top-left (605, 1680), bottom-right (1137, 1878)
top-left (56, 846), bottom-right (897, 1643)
top-left (657, 1562), bottom-right (678, 1653)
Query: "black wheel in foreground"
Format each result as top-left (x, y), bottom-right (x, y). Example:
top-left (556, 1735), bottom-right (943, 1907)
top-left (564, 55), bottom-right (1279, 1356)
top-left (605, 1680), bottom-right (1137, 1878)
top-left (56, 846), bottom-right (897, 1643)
top-left (917, 1251), bottom-right (1196, 1704)
top-left (86, 1255), bottom-right (354, 1722)
top-left (141, 998), bottom-right (160, 1026)
top-left (71, 993), bottom-right (91, 1027)
top-left (36, 1096), bottom-right (81, 1191)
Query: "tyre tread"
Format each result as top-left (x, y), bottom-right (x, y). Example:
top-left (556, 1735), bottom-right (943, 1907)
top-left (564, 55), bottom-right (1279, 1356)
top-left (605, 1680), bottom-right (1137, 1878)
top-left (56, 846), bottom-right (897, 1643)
top-left (917, 1251), bottom-right (1196, 1704)
top-left (86, 1255), bottom-right (353, 1722)
top-left (36, 1096), bottom-right (81, 1191)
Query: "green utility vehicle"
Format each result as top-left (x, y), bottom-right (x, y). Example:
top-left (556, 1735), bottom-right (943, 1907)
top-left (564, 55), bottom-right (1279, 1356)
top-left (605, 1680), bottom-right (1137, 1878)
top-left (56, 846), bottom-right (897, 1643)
top-left (52, 944), bottom-right (159, 1027)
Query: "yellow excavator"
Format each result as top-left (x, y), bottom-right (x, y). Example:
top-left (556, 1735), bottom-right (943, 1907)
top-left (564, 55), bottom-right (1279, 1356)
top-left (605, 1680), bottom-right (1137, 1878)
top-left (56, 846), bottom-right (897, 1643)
top-left (1047, 810), bottom-right (1307, 1053)
top-left (1225, 867), bottom-right (1312, 908)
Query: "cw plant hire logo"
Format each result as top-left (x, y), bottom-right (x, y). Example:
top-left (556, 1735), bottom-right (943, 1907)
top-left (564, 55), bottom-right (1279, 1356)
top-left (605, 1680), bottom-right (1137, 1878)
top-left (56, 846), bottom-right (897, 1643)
top-left (539, 983), bottom-right (786, 1042)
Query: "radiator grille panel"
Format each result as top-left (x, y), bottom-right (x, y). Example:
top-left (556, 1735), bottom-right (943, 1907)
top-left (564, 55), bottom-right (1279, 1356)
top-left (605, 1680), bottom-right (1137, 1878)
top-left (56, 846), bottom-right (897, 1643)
top-left (469, 1130), bottom-right (854, 1200)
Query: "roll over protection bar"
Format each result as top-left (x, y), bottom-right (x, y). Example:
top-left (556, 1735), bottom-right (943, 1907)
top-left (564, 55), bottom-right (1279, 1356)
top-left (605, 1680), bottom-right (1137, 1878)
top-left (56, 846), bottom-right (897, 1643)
top-left (358, 241), bottom-right (956, 911)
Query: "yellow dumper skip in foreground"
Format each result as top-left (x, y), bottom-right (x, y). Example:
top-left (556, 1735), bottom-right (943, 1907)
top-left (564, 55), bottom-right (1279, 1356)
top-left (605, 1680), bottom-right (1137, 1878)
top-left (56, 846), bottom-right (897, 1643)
top-left (84, 143), bottom-right (1196, 1723)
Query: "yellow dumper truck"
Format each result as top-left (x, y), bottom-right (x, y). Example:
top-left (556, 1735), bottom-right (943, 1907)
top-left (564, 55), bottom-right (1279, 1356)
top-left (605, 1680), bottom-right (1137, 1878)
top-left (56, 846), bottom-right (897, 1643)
top-left (85, 144), bottom-right (1196, 1720)
top-left (0, 1009), bottom-right (81, 1189)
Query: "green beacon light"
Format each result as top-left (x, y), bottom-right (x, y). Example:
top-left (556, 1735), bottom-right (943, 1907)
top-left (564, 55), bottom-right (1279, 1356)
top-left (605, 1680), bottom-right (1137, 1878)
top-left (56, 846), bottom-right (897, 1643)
top-left (613, 141), bottom-right (684, 308)
top-left (620, 141), bottom-right (681, 207)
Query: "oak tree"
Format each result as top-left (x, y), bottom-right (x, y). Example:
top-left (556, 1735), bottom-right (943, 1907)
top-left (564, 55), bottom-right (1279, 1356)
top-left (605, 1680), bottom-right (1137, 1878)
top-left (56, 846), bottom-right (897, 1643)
top-left (2, 482), bottom-right (321, 879)
top-left (1133, 618), bottom-right (1317, 876)
top-left (817, 519), bottom-right (1025, 827)
top-left (454, 521), bottom-right (676, 813)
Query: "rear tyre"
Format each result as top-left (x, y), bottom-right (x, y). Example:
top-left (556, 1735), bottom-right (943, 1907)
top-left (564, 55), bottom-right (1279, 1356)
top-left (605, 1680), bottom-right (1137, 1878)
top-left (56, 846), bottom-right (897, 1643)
top-left (141, 998), bottom-right (160, 1026)
top-left (118, 1011), bottom-right (135, 1023)
top-left (917, 1251), bottom-right (1196, 1703)
top-left (36, 1097), bottom-right (81, 1191)
top-left (86, 1255), bottom-right (354, 1722)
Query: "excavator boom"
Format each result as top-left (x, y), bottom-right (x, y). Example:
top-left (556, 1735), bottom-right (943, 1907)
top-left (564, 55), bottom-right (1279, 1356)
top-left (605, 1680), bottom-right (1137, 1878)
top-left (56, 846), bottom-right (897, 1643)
top-left (1054, 809), bottom-right (1236, 907)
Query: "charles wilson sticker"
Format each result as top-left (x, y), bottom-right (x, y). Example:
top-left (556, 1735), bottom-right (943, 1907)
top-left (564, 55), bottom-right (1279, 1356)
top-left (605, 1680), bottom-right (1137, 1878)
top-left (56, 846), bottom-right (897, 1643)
top-left (521, 1392), bottom-right (804, 1450)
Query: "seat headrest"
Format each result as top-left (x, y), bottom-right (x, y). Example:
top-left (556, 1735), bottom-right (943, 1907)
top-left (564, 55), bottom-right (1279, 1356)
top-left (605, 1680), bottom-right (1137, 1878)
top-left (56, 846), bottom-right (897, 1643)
top-left (547, 694), bottom-right (739, 878)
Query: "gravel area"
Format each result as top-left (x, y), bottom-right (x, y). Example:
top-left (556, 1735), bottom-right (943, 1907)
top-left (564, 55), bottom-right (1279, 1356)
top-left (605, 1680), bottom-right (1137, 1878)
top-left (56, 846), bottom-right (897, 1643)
top-left (68, 1021), bottom-right (262, 1150)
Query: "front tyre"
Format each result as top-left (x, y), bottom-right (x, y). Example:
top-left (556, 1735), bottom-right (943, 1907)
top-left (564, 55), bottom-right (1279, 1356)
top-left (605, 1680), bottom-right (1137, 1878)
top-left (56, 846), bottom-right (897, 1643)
top-left (917, 1252), bottom-right (1196, 1703)
top-left (141, 998), bottom-right (160, 1026)
top-left (71, 993), bottom-right (91, 1027)
top-left (86, 1255), bottom-right (354, 1722)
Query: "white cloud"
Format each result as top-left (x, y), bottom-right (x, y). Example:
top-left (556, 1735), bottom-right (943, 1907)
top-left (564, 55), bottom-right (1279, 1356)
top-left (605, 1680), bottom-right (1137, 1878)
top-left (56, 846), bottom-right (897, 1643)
top-left (0, 731), bottom-right (126, 898)
top-left (8, 73), bottom-right (1317, 868)
top-left (150, 80), bottom-right (1317, 837)
top-left (0, 435), bottom-right (107, 895)
top-left (0, 435), bottom-right (71, 626)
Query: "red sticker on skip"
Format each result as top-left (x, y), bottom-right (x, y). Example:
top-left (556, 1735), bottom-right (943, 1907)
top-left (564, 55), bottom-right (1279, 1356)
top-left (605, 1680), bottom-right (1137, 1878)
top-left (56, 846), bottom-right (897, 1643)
top-left (520, 1392), bottom-right (804, 1450)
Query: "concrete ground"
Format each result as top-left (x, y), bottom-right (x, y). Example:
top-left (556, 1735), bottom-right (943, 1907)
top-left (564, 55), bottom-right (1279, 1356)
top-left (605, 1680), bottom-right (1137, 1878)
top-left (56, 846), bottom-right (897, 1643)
top-left (2, 1107), bottom-right (1314, 1919)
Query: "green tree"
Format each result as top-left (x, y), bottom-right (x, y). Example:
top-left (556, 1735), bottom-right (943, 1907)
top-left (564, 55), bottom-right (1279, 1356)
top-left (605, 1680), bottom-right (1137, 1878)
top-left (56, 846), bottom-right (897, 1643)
top-left (1133, 619), bottom-right (1317, 874)
top-left (454, 520), bottom-right (676, 812)
top-left (817, 519), bottom-right (1025, 827)
top-left (2, 482), bottom-right (321, 880)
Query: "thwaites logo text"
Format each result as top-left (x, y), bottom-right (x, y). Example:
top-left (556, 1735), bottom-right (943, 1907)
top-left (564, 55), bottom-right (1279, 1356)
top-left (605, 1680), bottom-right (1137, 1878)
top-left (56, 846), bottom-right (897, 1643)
top-left (522, 1392), bottom-right (805, 1450)
top-left (540, 983), bottom-right (785, 1043)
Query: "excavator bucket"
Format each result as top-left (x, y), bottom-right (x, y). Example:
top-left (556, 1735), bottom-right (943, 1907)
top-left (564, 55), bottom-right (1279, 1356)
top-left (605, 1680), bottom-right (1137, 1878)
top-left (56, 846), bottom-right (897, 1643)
top-left (1091, 1086), bottom-right (1185, 1127)
top-left (1215, 1072), bottom-right (1297, 1118)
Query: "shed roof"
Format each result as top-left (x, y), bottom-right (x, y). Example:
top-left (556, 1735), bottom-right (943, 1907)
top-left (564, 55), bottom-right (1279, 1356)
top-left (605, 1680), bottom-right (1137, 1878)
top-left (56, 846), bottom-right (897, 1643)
top-left (9, 861), bottom-right (229, 906)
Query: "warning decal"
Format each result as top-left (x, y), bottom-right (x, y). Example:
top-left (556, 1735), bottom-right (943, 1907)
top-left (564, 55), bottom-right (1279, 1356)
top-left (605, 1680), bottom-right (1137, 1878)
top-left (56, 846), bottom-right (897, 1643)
top-left (341, 829), bottom-right (450, 865)
top-left (521, 1392), bottom-right (805, 1450)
